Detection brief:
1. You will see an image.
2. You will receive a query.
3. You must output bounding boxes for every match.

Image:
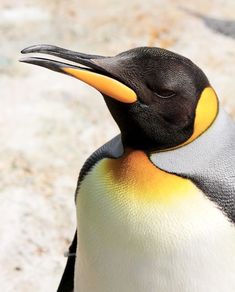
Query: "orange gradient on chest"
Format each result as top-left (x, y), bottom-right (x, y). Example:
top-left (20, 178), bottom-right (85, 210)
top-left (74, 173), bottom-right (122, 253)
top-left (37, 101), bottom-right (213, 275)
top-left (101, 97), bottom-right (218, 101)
top-left (98, 149), bottom-right (198, 204)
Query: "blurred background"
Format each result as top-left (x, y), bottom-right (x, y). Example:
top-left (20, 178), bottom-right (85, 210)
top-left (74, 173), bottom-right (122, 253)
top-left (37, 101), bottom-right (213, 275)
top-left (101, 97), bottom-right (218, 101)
top-left (0, 0), bottom-right (235, 291)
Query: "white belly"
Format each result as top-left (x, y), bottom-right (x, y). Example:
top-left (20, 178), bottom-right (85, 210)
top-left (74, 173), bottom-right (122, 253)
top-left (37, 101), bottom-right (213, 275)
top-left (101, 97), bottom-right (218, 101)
top-left (74, 153), bottom-right (235, 292)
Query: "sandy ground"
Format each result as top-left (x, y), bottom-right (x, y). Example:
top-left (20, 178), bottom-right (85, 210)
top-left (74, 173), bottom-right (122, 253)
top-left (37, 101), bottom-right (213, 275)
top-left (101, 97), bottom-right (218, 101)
top-left (0, 0), bottom-right (235, 291)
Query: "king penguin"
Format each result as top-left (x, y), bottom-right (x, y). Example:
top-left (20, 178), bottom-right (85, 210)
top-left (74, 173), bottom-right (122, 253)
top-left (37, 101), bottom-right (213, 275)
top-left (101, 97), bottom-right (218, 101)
top-left (21, 45), bottom-right (235, 292)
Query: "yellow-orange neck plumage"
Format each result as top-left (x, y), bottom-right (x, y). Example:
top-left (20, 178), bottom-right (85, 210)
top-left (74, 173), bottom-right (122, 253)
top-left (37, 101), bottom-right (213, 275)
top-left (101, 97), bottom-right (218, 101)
top-left (101, 149), bottom-right (197, 204)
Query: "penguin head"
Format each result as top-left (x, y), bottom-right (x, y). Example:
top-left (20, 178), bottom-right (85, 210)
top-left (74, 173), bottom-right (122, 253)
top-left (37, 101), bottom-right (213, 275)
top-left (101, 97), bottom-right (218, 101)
top-left (20, 45), bottom-right (218, 152)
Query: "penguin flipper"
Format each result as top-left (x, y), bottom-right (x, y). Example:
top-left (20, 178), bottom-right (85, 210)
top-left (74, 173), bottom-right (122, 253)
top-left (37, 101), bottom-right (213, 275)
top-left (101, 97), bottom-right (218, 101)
top-left (57, 135), bottom-right (123, 291)
top-left (57, 231), bottom-right (77, 292)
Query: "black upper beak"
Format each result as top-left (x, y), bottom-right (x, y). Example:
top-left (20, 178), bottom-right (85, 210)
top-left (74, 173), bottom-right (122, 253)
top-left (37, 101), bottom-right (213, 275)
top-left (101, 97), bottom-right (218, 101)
top-left (20, 44), bottom-right (109, 74)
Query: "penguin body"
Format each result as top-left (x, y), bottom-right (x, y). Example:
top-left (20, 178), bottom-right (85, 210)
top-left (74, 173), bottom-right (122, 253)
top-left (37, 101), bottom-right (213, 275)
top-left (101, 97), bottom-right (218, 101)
top-left (75, 147), bottom-right (235, 292)
top-left (74, 107), bottom-right (235, 292)
top-left (20, 45), bottom-right (235, 292)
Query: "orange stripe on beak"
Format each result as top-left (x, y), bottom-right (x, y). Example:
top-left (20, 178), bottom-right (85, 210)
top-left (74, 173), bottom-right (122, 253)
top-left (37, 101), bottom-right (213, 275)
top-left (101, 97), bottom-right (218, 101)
top-left (63, 67), bottom-right (137, 104)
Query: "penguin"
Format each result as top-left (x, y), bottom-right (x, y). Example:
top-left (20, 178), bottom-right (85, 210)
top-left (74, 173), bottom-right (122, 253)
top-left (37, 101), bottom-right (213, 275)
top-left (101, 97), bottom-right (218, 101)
top-left (20, 45), bottom-right (235, 292)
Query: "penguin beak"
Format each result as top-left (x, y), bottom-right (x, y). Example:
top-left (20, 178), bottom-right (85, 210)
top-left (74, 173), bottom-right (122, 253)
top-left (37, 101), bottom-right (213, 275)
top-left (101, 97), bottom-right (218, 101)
top-left (20, 45), bottom-right (137, 104)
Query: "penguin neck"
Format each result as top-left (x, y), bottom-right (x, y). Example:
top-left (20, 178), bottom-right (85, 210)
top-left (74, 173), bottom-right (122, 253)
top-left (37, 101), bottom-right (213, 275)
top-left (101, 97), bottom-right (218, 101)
top-left (121, 139), bottom-right (149, 155)
top-left (120, 133), bottom-right (163, 155)
top-left (121, 136), bottom-right (147, 155)
top-left (121, 147), bottom-right (149, 159)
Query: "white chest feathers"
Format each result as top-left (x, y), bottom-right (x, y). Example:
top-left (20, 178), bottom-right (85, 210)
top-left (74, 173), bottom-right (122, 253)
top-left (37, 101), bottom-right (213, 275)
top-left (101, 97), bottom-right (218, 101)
top-left (74, 151), bottom-right (235, 292)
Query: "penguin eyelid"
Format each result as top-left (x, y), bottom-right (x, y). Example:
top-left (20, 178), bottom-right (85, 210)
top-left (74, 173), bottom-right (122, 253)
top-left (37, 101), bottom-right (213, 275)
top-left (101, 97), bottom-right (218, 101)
top-left (153, 89), bottom-right (176, 99)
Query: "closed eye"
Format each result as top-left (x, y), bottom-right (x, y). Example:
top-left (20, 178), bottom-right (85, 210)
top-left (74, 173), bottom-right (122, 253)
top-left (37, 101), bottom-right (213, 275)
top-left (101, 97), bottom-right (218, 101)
top-left (153, 89), bottom-right (176, 99)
